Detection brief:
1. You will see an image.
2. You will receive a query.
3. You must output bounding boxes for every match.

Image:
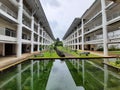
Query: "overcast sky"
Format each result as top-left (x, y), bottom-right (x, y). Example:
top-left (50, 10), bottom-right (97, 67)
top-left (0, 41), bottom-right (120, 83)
top-left (40, 0), bottom-right (95, 40)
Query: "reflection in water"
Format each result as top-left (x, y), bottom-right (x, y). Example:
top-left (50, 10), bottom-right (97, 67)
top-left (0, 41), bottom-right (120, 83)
top-left (67, 59), bottom-right (120, 90)
top-left (0, 60), bottom-right (53, 90)
top-left (46, 60), bottom-right (84, 90)
top-left (0, 59), bottom-right (120, 90)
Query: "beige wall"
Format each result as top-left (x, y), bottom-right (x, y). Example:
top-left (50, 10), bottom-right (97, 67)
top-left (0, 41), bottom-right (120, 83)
top-left (13, 44), bottom-right (17, 54)
top-left (0, 43), bottom-right (3, 56)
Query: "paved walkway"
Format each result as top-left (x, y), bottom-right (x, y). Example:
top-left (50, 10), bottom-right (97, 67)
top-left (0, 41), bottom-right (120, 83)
top-left (86, 51), bottom-right (105, 57)
top-left (0, 52), bottom-right (40, 71)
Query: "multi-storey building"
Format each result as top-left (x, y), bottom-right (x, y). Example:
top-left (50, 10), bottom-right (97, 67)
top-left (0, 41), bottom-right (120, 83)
top-left (63, 0), bottom-right (120, 56)
top-left (0, 0), bottom-right (54, 57)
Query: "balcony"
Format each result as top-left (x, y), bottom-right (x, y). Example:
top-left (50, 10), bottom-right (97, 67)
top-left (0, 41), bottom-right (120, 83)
top-left (23, 19), bottom-right (31, 28)
top-left (0, 27), bottom-right (17, 43)
top-left (85, 39), bottom-right (103, 44)
top-left (22, 33), bottom-right (31, 41)
top-left (107, 11), bottom-right (120, 21)
top-left (0, 2), bottom-right (17, 19)
top-left (22, 39), bottom-right (31, 44)
top-left (0, 27), bottom-right (16, 37)
top-left (84, 22), bottom-right (102, 34)
top-left (108, 30), bottom-right (120, 43)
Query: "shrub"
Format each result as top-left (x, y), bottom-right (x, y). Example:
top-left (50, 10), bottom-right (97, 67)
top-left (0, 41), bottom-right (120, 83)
top-left (96, 46), bottom-right (103, 51)
top-left (115, 60), bottom-right (120, 65)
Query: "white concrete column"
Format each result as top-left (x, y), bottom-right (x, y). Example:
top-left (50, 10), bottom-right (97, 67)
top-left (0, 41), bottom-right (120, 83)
top-left (81, 19), bottom-right (84, 51)
top-left (74, 32), bottom-right (76, 50)
top-left (31, 60), bottom-right (34, 90)
top-left (17, 64), bottom-right (22, 90)
top-left (17, 0), bottom-right (23, 57)
top-left (82, 60), bottom-right (85, 85)
top-left (77, 27), bottom-right (79, 50)
top-left (37, 61), bottom-right (40, 77)
top-left (42, 29), bottom-right (44, 50)
top-left (72, 41), bottom-right (74, 50)
top-left (31, 16), bottom-right (34, 53)
top-left (104, 64), bottom-right (108, 90)
top-left (77, 60), bottom-right (79, 72)
top-left (101, 0), bottom-right (108, 56)
top-left (37, 24), bottom-right (40, 52)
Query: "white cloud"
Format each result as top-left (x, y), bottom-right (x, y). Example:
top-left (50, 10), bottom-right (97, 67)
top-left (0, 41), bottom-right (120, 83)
top-left (40, 0), bottom-right (95, 40)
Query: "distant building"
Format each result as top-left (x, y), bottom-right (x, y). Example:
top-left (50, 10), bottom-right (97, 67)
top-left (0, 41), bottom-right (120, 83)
top-left (0, 0), bottom-right (54, 57)
top-left (63, 0), bottom-right (120, 56)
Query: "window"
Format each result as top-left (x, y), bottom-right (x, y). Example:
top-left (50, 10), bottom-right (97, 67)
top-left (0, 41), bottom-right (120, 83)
top-left (5, 29), bottom-right (11, 36)
top-left (5, 28), bottom-right (16, 37)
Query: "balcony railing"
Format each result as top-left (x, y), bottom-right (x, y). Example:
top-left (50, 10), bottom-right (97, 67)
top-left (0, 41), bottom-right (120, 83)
top-left (0, 27), bottom-right (16, 37)
top-left (0, 2), bottom-right (17, 19)
top-left (23, 20), bottom-right (31, 28)
top-left (107, 11), bottom-right (120, 21)
top-left (85, 10), bottom-right (101, 23)
top-left (0, 27), bottom-right (5, 35)
top-left (108, 30), bottom-right (120, 39)
top-left (84, 22), bottom-right (102, 33)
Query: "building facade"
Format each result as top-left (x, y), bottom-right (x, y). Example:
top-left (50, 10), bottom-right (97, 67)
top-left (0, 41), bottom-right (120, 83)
top-left (63, 0), bottom-right (120, 56)
top-left (0, 0), bottom-right (54, 57)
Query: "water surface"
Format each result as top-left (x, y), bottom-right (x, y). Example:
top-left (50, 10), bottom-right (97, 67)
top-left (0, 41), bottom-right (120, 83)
top-left (0, 59), bottom-right (120, 90)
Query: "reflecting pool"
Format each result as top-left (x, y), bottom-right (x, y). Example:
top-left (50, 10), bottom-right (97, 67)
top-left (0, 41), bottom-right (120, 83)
top-left (0, 59), bottom-right (120, 90)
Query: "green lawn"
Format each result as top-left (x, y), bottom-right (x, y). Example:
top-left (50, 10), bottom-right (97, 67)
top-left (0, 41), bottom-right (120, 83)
top-left (32, 50), bottom-right (60, 58)
top-left (109, 51), bottom-right (120, 56)
top-left (57, 46), bottom-right (99, 57)
top-left (109, 61), bottom-right (120, 68)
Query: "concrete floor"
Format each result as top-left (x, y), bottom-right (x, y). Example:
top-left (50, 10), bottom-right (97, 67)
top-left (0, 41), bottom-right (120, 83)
top-left (0, 52), bottom-right (39, 71)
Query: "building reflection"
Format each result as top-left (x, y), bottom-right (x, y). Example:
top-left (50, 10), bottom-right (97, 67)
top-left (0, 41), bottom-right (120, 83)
top-left (0, 59), bottom-right (120, 90)
top-left (69, 59), bottom-right (120, 90)
top-left (0, 60), bottom-right (50, 90)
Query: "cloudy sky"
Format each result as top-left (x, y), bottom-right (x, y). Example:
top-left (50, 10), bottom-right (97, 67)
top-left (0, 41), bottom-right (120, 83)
top-left (40, 0), bottom-right (95, 40)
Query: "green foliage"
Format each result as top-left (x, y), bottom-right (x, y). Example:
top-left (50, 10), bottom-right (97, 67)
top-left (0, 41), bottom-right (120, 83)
top-left (109, 60), bottom-right (120, 68)
top-left (109, 45), bottom-right (117, 51)
top-left (109, 51), bottom-right (120, 55)
top-left (96, 46), bottom-right (103, 51)
top-left (57, 46), bottom-right (99, 57)
top-left (115, 60), bottom-right (120, 65)
top-left (33, 51), bottom-right (59, 58)
top-left (54, 38), bottom-right (63, 47)
top-left (66, 61), bottom-right (83, 86)
top-left (48, 44), bottom-right (54, 56)
top-left (35, 61), bottom-right (53, 90)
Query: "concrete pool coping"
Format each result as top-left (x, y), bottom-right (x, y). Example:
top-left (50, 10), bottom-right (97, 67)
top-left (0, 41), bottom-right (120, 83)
top-left (0, 56), bottom-right (119, 71)
top-left (29, 56), bottom-right (119, 60)
top-left (0, 50), bottom-right (120, 71)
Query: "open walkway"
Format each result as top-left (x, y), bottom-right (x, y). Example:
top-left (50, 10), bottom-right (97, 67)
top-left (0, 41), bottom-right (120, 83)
top-left (0, 52), bottom-right (39, 71)
top-left (85, 50), bottom-right (105, 57)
